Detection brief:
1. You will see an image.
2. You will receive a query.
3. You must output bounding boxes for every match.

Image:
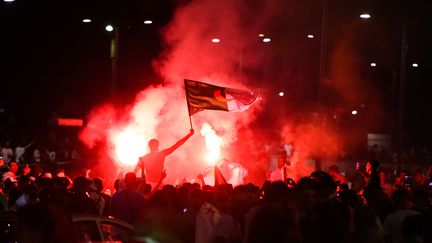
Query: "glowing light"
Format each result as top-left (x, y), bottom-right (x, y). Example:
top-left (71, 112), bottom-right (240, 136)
top-left (263, 38), bottom-right (271, 43)
top-left (360, 13), bottom-right (371, 19)
top-left (105, 25), bottom-right (114, 32)
top-left (111, 126), bottom-right (147, 167)
top-left (279, 92), bottom-right (284, 97)
top-left (307, 34), bottom-right (314, 39)
top-left (82, 19), bottom-right (92, 23)
top-left (143, 20), bottom-right (153, 24)
top-left (4, 0), bottom-right (15, 2)
top-left (211, 38), bottom-right (220, 43)
top-left (201, 123), bottom-right (223, 165)
top-left (258, 33), bottom-right (265, 37)
top-left (352, 110), bottom-right (358, 115)
top-left (370, 62), bottom-right (376, 67)
top-left (412, 63), bottom-right (419, 67)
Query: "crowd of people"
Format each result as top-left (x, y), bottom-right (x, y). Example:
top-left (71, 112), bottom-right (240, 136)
top-left (0, 132), bottom-right (82, 167)
top-left (0, 151), bottom-right (431, 242)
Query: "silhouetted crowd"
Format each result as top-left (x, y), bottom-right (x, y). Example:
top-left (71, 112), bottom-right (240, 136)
top-left (1, 156), bottom-right (432, 243)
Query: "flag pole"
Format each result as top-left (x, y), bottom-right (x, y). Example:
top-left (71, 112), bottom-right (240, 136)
top-left (184, 79), bottom-right (193, 130)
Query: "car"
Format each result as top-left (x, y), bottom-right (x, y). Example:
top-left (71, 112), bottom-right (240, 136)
top-left (71, 214), bottom-right (135, 242)
top-left (0, 211), bottom-right (138, 243)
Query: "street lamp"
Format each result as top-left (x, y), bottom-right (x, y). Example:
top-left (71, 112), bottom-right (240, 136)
top-left (105, 25), bottom-right (114, 32)
top-left (82, 19), bottom-right (92, 23)
top-left (360, 13), bottom-right (371, 19)
top-left (105, 24), bottom-right (119, 100)
top-left (143, 20), bottom-right (153, 24)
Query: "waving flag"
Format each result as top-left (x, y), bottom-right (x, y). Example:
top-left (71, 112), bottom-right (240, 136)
top-left (185, 79), bottom-right (257, 116)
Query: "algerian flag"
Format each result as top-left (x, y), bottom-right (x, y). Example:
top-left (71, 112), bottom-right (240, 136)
top-left (184, 79), bottom-right (257, 116)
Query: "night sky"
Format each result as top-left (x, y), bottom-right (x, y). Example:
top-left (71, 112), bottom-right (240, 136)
top-left (1, 0), bottom-right (432, 147)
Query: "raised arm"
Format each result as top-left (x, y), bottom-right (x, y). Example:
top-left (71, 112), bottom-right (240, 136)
top-left (161, 129), bottom-right (194, 156)
top-left (24, 141), bottom-right (34, 150)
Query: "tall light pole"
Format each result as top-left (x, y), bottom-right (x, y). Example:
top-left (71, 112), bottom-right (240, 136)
top-left (398, 24), bottom-right (407, 150)
top-left (106, 25), bottom-right (119, 100)
top-left (318, 0), bottom-right (328, 121)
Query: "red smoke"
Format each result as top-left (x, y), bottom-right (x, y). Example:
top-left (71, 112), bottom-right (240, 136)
top-left (79, 0), bottom-right (385, 184)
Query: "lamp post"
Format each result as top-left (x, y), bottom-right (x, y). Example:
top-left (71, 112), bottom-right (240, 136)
top-left (318, 0), bottom-right (328, 115)
top-left (106, 25), bottom-right (119, 100)
top-left (398, 24), bottom-right (407, 150)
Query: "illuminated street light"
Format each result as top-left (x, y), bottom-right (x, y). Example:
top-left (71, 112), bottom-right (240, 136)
top-left (258, 34), bottom-right (265, 37)
top-left (279, 91), bottom-right (284, 97)
top-left (370, 62), bottom-right (377, 67)
top-left (105, 25), bottom-right (114, 32)
top-left (263, 38), bottom-right (271, 43)
top-left (307, 34), bottom-right (314, 39)
top-left (211, 38), bottom-right (220, 43)
top-left (4, 0), bottom-right (15, 2)
top-left (412, 63), bottom-right (419, 67)
top-left (360, 13), bottom-right (371, 19)
top-left (143, 20), bottom-right (153, 24)
top-left (352, 110), bottom-right (358, 115)
top-left (82, 19), bottom-right (92, 23)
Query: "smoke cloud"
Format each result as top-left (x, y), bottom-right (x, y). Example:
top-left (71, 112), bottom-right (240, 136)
top-left (80, 0), bottom-right (384, 184)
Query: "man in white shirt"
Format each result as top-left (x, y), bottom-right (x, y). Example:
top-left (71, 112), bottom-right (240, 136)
top-left (15, 141), bottom-right (33, 163)
top-left (383, 189), bottom-right (419, 243)
top-left (1, 141), bottom-right (13, 164)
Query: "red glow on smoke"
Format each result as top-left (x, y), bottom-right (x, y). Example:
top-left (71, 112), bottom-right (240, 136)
top-left (79, 0), bottom-right (385, 185)
top-left (201, 123), bottom-right (224, 165)
top-left (281, 119), bottom-right (343, 180)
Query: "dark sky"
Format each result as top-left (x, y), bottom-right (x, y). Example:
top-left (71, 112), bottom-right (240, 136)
top-left (1, 0), bottom-right (431, 147)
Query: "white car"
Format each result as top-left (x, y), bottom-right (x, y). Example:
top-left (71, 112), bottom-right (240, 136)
top-left (0, 212), bottom-right (137, 242)
top-left (71, 214), bottom-right (135, 242)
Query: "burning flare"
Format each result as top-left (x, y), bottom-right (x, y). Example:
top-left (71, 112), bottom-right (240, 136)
top-left (200, 123), bottom-right (224, 165)
top-left (111, 125), bottom-right (148, 167)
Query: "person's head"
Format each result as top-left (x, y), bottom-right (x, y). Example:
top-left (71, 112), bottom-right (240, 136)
top-left (277, 153), bottom-right (287, 168)
top-left (92, 177), bottom-right (103, 192)
top-left (379, 171), bottom-right (386, 183)
top-left (148, 139), bottom-right (159, 152)
top-left (366, 160), bottom-right (380, 174)
top-left (413, 169), bottom-right (424, 183)
top-left (354, 206), bottom-right (379, 233)
top-left (328, 165), bottom-right (340, 178)
top-left (72, 176), bottom-right (92, 193)
top-left (311, 170), bottom-right (337, 199)
top-left (124, 172), bottom-right (137, 189)
top-left (391, 188), bottom-right (413, 210)
top-left (8, 161), bottom-right (19, 174)
top-left (190, 189), bottom-right (206, 209)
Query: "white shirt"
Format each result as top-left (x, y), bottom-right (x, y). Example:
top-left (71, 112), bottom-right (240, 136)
top-left (33, 149), bottom-right (41, 163)
top-left (15, 146), bottom-right (25, 162)
top-left (383, 209), bottom-right (419, 243)
top-left (1, 148), bottom-right (13, 163)
top-left (196, 202), bottom-right (220, 243)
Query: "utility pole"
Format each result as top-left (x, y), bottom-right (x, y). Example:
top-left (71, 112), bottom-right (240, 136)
top-left (398, 24), bottom-right (407, 150)
top-left (110, 26), bottom-right (119, 101)
top-left (318, 0), bottom-right (328, 119)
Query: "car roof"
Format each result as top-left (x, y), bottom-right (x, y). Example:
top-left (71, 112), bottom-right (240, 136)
top-left (70, 214), bottom-right (134, 229)
top-left (0, 211), bottom-right (133, 230)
